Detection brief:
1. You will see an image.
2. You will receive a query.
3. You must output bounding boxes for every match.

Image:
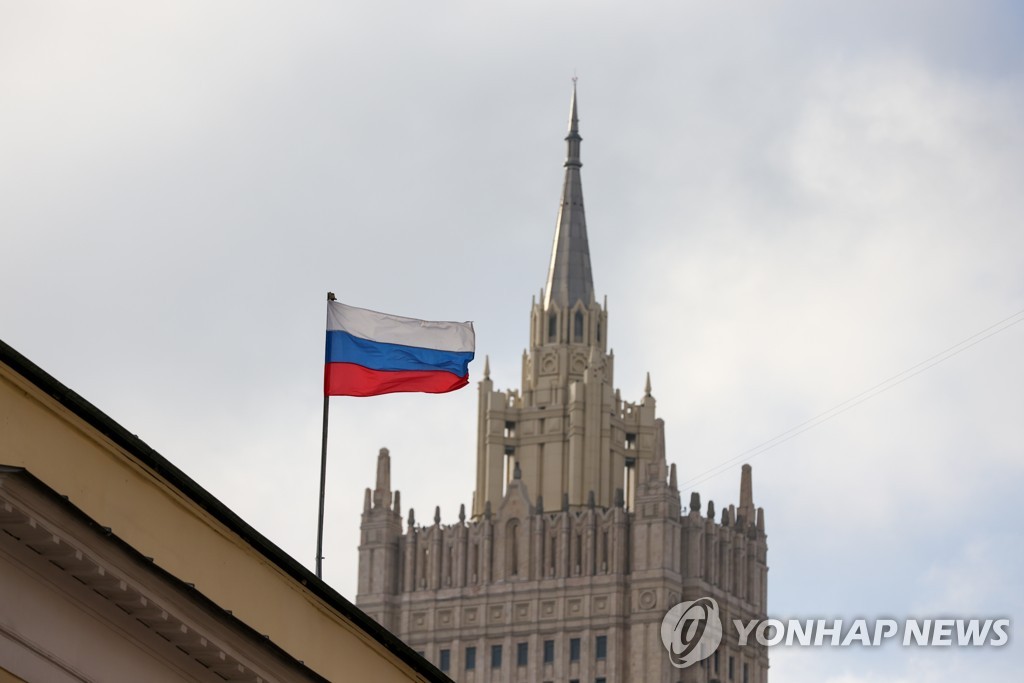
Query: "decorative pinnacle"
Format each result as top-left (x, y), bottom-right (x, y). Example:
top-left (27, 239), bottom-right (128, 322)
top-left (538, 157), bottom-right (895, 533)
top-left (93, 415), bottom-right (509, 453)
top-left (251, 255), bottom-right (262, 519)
top-left (433, 506), bottom-right (441, 525)
top-left (483, 355), bottom-right (491, 380)
top-left (567, 80), bottom-right (580, 146)
top-left (645, 372), bottom-right (652, 397)
top-left (459, 503), bottom-right (466, 524)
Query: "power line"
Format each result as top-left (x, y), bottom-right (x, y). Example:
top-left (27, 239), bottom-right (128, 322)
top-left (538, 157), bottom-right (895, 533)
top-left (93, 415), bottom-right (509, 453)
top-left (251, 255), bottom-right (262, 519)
top-left (678, 308), bottom-right (1024, 492)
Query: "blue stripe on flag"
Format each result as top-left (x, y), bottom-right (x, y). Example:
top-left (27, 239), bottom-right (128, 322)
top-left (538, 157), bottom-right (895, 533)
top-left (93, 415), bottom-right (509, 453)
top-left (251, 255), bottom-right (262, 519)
top-left (325, 330), bottom-right (474, 376)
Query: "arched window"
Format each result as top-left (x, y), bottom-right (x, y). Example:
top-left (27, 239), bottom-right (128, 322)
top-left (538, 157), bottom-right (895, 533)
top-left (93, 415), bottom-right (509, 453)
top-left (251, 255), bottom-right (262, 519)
top-left (574, 311), bottom-right (584, 341)
top-left (548, 313), bottom-right (557, 341)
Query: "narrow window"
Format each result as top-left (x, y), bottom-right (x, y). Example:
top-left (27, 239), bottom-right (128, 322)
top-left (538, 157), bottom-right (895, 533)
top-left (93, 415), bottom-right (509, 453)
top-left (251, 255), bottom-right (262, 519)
top-left (517, 642), bottom-right (528, 667)
top-left (543, 639), bottom-right (555, 663)
top-left (625, 432), bottom-right (637, 450)
top-left (504, 420), bottom-right (516, 438)
top-left (570, 637), bottom-right (581, 662)
top-left (548, 313), bottom-right (557, 341)
top-left (601, 530), bottom-right (609, 571)
top-left (439, 649), bottom-right (450, 672)
top-left (503, 448), bottom-right (515, 494)
top-left (729, 655), bottom-right (734, 679)
top-left (549, 535), bottom-right (557, 575)
top-left (624, 456), bottom-right (637, 512)
top-left (492, 644), bottom-right (503, 669)
top-left (446, 545), bottom-right (453, 586)
top-left (595, 635), bottom-right (607, 660)
top-left (507, 520), bottom-right (519, 577)
top-left (743, 662), bottom-right (749, 683)
top-left (574, 311), bottom-right (584, 341)
top-left (471, 542), bottom-right (479, 584)
top-left (466, 646), bottom-right (476, 670)
top-left (419, 546), bottom-right (428, 587)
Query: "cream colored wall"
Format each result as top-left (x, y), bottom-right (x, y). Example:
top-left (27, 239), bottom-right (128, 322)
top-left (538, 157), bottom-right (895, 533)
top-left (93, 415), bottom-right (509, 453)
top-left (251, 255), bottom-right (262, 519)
top-left (0, 364), bottom-right (429, 683)
top-left (0, 666), bottom-right (27, 683)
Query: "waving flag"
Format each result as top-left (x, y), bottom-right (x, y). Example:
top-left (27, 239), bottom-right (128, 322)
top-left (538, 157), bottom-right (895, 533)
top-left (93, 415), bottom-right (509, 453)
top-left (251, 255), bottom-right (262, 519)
top-left (325, 301), bottom-right (475, 397)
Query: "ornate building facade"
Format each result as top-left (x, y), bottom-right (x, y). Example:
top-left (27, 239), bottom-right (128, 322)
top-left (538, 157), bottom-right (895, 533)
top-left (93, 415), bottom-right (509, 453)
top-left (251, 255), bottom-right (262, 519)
top-left (357, 88), bottom-right (769, 683)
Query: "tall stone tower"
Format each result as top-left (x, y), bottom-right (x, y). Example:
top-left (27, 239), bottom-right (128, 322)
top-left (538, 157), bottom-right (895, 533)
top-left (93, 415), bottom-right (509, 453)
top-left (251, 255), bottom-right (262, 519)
top-left (357, 87), bottom-right (769, 683)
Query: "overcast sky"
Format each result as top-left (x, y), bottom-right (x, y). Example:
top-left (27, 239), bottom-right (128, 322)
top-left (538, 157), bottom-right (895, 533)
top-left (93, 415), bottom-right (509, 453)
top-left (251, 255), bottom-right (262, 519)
top-left (2, 2), bottom-right (1022, 679)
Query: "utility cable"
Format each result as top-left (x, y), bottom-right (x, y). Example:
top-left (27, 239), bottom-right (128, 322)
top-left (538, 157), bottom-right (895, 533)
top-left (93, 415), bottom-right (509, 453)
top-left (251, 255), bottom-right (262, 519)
top-left (679, 308), bottom-right (1024, 492)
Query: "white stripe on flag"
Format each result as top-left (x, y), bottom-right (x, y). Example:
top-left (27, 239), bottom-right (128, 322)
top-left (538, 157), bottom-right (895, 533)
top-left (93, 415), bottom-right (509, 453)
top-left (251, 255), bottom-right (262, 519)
top-left (327, 301), bottom-right (475, 352)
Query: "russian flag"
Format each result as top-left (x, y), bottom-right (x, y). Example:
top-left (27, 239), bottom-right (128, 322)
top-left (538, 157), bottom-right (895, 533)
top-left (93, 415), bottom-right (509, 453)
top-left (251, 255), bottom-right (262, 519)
top-left (325, 301), bottom-right (475, 397)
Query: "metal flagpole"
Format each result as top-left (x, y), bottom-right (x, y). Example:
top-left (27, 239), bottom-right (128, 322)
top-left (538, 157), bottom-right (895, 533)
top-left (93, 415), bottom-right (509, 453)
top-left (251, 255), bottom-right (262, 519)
top-left (316, 291), bottom-right (336, 579)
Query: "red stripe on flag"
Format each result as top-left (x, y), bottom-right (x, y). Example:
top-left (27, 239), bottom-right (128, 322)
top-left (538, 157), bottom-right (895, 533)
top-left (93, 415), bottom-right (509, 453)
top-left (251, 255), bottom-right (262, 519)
top-left (324, 362), bottom-right (469, 397)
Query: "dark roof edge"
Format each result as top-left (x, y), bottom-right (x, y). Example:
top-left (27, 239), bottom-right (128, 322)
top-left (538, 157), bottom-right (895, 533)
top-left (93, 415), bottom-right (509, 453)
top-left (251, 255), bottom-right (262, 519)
top-left (0, 338), bottom-right (450, 683)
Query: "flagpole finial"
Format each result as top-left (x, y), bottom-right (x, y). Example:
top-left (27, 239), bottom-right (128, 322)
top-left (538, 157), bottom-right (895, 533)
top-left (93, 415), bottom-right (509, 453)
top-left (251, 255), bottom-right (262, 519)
top-left (327, 291), bottom-right (336, 301)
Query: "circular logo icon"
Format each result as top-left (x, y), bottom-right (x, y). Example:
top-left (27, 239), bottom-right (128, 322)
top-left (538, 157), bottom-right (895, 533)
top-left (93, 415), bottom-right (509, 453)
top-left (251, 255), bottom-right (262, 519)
top-left (660, 597), bottom-right (723, 668)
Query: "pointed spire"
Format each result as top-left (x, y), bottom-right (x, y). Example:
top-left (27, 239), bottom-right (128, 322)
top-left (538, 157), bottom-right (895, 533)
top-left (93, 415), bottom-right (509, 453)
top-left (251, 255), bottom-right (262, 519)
top-left (645, 372), bottom-right (652, 397)
top-left (483, 355), bottom-right (491, 380)
top-left (543, 82), bottom-right (594, 311)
